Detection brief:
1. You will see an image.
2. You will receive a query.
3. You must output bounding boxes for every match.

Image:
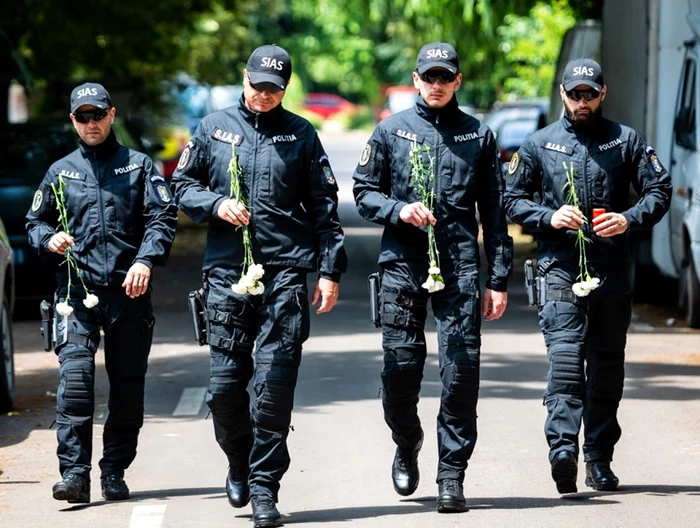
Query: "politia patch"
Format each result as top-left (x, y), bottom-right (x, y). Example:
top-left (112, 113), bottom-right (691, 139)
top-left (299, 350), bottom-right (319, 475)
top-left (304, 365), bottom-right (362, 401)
top-left (508, 152), bottom-right (519, 175)
top-left (176, 147), bottom-right (191, 171)
top-left (31, 190), bottom-right (43, 211)
top-left (359, 144), bottom-right (371, 166)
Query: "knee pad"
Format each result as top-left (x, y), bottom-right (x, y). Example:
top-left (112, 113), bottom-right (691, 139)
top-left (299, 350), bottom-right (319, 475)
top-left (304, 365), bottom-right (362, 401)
top-left (57, 354), bottom-right (94, 417)
top-left (548, 343), bottom-right (584, 397)
top-left (252, 366), bottom-right (297, 430)
top-left (207, 365), bottom-right (250, 417)
top-left (441, 348), bottom-right (480, 406)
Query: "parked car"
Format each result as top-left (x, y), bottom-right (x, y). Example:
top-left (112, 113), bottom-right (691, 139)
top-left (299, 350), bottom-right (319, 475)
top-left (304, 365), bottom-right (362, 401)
top-left (0, 217), bottom-right (15, 413)
top-left (495, 118), bottom-right (540, 171)
top-left (0, 119), bottom-right (158, 312)
top-left (303, 93), bottom-right (355, 120)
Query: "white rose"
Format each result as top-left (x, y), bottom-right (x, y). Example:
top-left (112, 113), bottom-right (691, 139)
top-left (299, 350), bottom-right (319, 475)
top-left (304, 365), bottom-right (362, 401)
top-left (247, 263), bottom-right (265, 280)
top-left (248, 282), bottom-right (265, 296)
top-left (56, 301), bottom-right (74, 317)
top-left (231, 283), bottom-right (248, 295)
top-left (587, 277), bottom-right (600, 291)
top-left (238, 275), bottom-right (254, 289)
top-left (432, 279), bottom-right (445, 291)
top-left (572, 282), bottom-right (590, 297)
top-left (83, 293), bottom-right (99, 308)
top-left (422, 276), bottom-right (436, 290)
top-left (428, 266), bottom-right (441, 275)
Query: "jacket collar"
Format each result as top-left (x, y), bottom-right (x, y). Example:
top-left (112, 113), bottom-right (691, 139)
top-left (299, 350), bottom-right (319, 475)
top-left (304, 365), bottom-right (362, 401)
top-left (79, 130), bottom-right (120, 160)
top-left (415, 95), bottom-right (460, 123)
top-left (561, 113), bottom-right (605, 135)
top-left (237, 95), bottom-right (286, 127)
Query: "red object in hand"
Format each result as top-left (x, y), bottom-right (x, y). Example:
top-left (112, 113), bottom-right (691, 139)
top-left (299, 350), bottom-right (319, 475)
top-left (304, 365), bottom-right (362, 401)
top-left (592, 208), bottom-right (606, 222)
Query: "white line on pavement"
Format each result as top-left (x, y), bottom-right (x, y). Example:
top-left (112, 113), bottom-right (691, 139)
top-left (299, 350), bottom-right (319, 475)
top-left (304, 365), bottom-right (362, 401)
top-left (173, 387), bottom-right (207, 416)
top-left (129, 505), bottom-right (166, 528)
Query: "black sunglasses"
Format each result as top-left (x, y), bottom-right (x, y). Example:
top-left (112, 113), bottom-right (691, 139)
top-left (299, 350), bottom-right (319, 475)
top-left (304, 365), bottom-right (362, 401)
top-left (73, 108), bottom-right (110, 124)
top-left (566, 89), bottom-right (600, 102)
top-left (418, 70), bottom-right (457, 85)
top-left (249, 81), bottom-right (283, 94)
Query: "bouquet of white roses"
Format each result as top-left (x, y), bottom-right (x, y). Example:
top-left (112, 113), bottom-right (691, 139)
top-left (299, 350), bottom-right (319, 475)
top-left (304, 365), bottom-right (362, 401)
top-left (228, 143), bottom-right (265, 295)
top-left (50, 175), bottom-right (100, 316)
top-left (562, 162), bottom-right (600, 297)
top-left (409, 139), bottom-right (444, 293)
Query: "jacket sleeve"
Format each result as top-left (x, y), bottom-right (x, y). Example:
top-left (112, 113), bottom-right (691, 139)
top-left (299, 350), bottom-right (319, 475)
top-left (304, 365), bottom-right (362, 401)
top-left (25, 170), bottom-right (59, 257)
top-left (352, 128), bottom-right (409, 226)
top-left (171, 122), bottom-right (226, 223)
top-left (302, 134), bottom-right (348, 282)
top-left (622, 134), bottom-right (673, 230)
top-left (134, 157), bottom-right (179, 268)
top-left (504, 140), bottom-right (556, 232)
top-left (477, 128), bottom-right (513, 292)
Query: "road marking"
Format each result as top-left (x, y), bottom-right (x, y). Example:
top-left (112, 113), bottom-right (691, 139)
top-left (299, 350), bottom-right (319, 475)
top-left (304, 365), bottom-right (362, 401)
top-left (173, 387), bottom-right (207, 416)
top-left (130, 505), bottom-right (166, 528)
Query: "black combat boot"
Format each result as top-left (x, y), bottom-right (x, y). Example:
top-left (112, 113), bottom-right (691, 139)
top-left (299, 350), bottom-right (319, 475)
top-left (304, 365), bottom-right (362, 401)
top-left (585, 461), bottom-right (619, 491)
top-left (391, 434), bottom-right (423, 496)
top-left (226, 466), bottom-right (250, 508)
top-left (101, 474), bottom-right (130, 500)
top-left (251, 494), bottom-right (282, 528)
top-left (551, 450), bottom-right (578, 494)
top-left (436, 479), bottom-right (468, 513)
top-left (52, 473), bottom-right (90, 504)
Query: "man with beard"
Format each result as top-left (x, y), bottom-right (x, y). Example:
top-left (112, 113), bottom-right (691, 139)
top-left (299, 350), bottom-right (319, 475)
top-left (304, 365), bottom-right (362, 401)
top-left (504, 59), bottom-right (671, 494)
top-left (354, 42), bottom-right (512, 512)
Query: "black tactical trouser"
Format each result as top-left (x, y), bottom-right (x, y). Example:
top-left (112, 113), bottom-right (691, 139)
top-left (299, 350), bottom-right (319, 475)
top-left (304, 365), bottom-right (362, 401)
top-left (54, 287), bottom-right (154, 481)
top-left (380, 259), bottom-right (481, 484)
top-left (205, 266), bottom-right (310, 500)
top-left (537, 260), bottom-right (631, 464)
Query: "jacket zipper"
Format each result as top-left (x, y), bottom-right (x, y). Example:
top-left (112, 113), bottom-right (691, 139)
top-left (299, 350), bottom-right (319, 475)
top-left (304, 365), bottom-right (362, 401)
top-left (94, 155), bottom-right (109, 286)
top-left (580, 142), bottom-right (592, 237)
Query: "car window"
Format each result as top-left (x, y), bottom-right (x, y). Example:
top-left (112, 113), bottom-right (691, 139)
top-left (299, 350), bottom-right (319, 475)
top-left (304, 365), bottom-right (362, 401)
top-left (497, 119), bottom-right (538, 148)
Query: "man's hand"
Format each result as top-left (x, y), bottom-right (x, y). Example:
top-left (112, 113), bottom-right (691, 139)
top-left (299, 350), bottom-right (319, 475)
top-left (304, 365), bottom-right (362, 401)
top-left (483, 289), bottom-right (507, 321)
top-left (399, 202), bottom-right (436, 227)
top-left (551, 205), bottom-right (584, 230)
top-left (217, 198), bottom-right (251, 226)
top-left (48, 232), bottom-right (75, 255)
top-left (123, 263), bottom-right (151, 298)
top-left (312, 278), bottom-right (339, 314)
top-left (593, 212), bottom-right (628, 237)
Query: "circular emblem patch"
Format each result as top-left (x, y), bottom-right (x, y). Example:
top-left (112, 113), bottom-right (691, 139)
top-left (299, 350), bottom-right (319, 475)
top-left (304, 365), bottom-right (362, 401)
top-left (31, 190), bottom-right (43, 212)
top-left (176, 147), bottom-right (191, 171)
top-left (359, 144), bottom-right (371, 166)
top-left (508, 152), bottom-right (520, 175)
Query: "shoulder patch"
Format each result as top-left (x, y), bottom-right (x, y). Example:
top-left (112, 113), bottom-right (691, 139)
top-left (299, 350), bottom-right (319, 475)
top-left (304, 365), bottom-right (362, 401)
top-left (359, 144), bottom-right (371, 166)
top-left (153, 182), bottom-right (172, 204)
top-left (541, 141), bottom-right (573, 156)
top-left (508, 153), bottom-right (519, 175)
top-left (391, 128), bottom-right (424, 143)
top-left (212, 128), bottom-right (242, 145)
top-left (645, 145), bottom-right (665, 174)
top-left (31, 190), bottom-right (44, 212)
top-left (176, 147), bottom-right (191, 171)
top-left (319, 154), bottom-right (337, 187)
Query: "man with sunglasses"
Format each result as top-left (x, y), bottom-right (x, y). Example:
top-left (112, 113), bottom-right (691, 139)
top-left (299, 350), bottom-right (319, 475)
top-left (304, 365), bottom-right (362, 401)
top-left (353, 42), bottom-right (512, 512)
top-left (172, 44), bottom-right (346, 528)
top-left (505, 58), bottom-right (671, 494)
top-left (26, 82), bottom-right (178, 503)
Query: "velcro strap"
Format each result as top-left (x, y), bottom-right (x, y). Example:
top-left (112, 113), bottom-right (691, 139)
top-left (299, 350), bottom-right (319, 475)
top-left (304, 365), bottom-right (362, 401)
top-left (382, 313), bottom-right (422, 328)
top-left (382, 292), bottom-right (427, 309)
top-left (206, 309), bottom-right (253, 329)
top-left (67, 333), bottom-right (98, 352)
top-left (209, 335), bottom-right (254, 353)
top-left (545, 289), bottom-right (580, 304)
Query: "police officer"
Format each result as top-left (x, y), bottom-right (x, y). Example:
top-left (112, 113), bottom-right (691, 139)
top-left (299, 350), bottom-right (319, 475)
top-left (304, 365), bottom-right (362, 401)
top-left (171, 44), bottom-right (346, 528)
top-left (26, 83), bottom-right (178, 503)
top-left (504, 59), bottom-right (672, 494)
top-left (353, 42), bottom-right (513, 512)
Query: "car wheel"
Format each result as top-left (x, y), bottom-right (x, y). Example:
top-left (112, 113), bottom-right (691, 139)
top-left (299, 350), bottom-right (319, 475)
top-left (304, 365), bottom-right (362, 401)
top-left (0, 294), bottom-right (15, 413)
top-left (684, 253), bottom-right (700, 328)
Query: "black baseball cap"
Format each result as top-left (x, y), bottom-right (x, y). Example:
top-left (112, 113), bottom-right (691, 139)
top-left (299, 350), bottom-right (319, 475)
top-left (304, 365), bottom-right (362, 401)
top-left (246, 44), bottom-right (292, 90)
top-left (70, 82), bottom-right (112, 113)
top-left (415, 42), bottom-right (459, 74)
top-left (562, 58), bottom-right (604, 92)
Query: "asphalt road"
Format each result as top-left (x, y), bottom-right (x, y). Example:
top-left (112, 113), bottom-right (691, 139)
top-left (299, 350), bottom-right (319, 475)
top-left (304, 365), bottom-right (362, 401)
top-left (1, 130), bottom-right (700, 528)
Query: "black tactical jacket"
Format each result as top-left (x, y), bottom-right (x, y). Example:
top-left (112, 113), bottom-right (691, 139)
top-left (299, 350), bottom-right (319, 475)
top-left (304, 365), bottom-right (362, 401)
top-left (26, 131), bottom-right (178, 288)
top-left (504, 115), bottom-right (672, 264)
top-left (171, 98), bottom-right (347, 281)
top-left (352, 96), bottom-right (513, 291)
